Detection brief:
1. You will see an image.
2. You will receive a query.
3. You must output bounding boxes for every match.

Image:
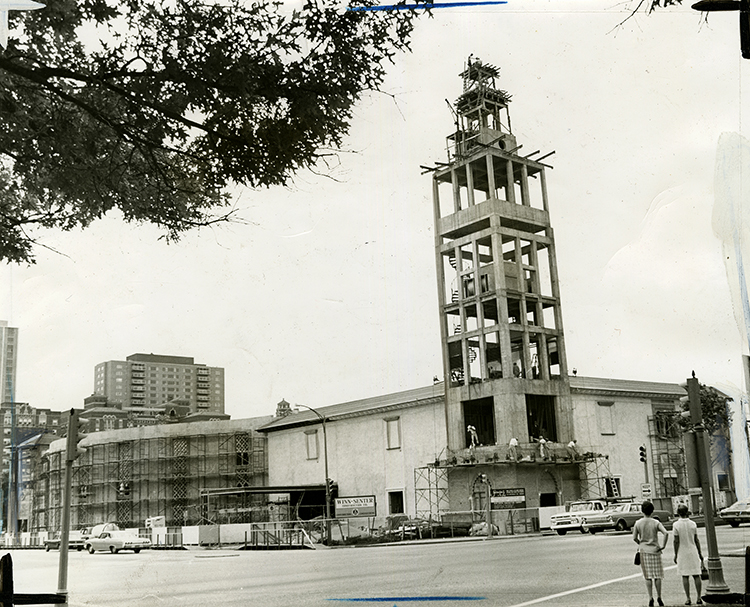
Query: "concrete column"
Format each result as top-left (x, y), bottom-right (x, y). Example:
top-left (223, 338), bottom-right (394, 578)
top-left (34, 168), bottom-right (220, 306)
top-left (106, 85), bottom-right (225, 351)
top-left (486, 155), bottom-right (496, 200)
top-left (466, 163), bottom-right (475, 207)
top-left (451, 169), bottom-right (461, 212)
top-left (505, 160), bottom-right (515, 204)
top-left (520, 164), bottom-right (530, 207)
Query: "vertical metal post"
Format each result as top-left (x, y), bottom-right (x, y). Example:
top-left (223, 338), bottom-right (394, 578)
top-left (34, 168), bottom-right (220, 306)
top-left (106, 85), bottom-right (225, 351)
top-left (57, 409), bottom-right (77, 600)
top-left (322, 417), bottom-right (331, 545)
top-left (296, 404), bottom-right (332, 544)
top-left (686, 376), bottom-right (730, 595)
top-left (485, 481), bottom-right (493, 539)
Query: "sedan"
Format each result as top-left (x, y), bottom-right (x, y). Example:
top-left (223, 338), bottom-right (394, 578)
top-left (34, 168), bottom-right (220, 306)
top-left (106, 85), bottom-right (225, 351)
top-left (582, 502), bottom-right (672, 533)
top-left (719, 499), bottom-right (750, 527)
top-left (85, 531), bottom-right (151, 554)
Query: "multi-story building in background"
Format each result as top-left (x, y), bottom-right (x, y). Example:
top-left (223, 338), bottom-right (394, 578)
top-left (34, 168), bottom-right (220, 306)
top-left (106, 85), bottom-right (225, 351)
top-left (94, 353), bottom-right (225, 415)
top-left (0, 321), bottom-right (18, 405)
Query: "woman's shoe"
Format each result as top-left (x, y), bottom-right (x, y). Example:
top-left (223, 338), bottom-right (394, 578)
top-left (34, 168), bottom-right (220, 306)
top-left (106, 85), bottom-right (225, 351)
top-left (649, 599), bottom-right (654, 607)
top-left (696, 600), bottom-right (703, 605)
top-left (657, 598), bottom-right (664, 607)
top-left (685, 600), bottom-right (691, 605)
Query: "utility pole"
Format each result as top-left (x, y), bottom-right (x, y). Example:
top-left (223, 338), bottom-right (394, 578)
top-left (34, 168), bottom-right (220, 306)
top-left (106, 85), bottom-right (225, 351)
top-left (685, 375), bottom-right (730, 595)
top-left (58, 409), bottom-right (85, 599)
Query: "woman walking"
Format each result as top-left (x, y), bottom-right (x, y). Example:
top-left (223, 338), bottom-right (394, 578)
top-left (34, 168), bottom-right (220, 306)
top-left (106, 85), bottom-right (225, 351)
top-left (673, 505), bottom-right (704, 605)
top-left (633, 501), bottom-right (669, 607)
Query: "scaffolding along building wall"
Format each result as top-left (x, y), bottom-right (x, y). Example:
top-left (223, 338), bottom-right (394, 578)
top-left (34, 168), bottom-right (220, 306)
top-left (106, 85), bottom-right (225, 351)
top-left (32, 417), bottom-right (272, 532)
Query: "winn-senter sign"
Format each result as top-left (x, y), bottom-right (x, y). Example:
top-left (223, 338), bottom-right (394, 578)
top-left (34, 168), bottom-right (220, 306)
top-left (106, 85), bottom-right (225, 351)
top-left (335, 495), bottom-right (377, 518)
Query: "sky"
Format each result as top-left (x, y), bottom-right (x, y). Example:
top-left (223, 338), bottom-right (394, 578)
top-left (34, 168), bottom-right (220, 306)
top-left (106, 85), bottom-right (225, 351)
top-left (1, 0), bottom-right (749, 423)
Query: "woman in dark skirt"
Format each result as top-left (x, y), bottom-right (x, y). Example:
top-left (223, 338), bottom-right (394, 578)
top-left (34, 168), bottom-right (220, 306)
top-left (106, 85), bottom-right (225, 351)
top-left (633, 501), bottom-right (669, 607)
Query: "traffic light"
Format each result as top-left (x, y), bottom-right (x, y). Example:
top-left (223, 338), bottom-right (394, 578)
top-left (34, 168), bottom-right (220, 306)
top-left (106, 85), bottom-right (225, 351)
top-left (325, 478), bottom-right (335, 494)
top-left (117, 482), bottom-right (131, 497)
top-left (639, 445), bottom-right (647, 463)
top-left (65, 409), bottom-right (88, 462)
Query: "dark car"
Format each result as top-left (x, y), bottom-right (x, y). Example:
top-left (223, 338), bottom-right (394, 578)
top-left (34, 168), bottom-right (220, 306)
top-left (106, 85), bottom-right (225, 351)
top-left (582, 502), bottom-right (672, 533)
top-left (719, 499), bottom-right (750, 527)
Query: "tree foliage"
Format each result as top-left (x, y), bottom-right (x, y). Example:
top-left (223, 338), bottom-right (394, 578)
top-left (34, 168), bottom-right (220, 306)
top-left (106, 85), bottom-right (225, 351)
top-left (0, 0), bottom-right (423, 263)
top-left (680, 383), bottom-right (733, 434)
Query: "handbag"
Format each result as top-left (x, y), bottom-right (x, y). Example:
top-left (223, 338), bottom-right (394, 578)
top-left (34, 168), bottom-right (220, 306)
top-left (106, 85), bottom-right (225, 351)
top-left (634, 551), bottom-right (641, 566)
top-left (700, 561), bottom-right (708, 580)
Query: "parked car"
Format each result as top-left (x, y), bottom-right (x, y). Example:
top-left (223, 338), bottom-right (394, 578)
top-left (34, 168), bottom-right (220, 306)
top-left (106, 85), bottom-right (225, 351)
top-left (582, 502), bottom-right (672, 533)
top-left (550, 500), bottom-right (607, 535)
top-left (719, 499), bottom-right (750, 527)
top-left (44, 529), bottom-right (87, 552)
top-left (85, 530), bottom-right (151, 554)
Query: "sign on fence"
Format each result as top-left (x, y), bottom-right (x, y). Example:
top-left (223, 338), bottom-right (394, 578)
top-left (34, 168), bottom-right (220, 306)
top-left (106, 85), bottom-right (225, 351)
top-left (491, 488), bottom-right (526, 509)
top-left (335, 495), bottom-right (377, 518)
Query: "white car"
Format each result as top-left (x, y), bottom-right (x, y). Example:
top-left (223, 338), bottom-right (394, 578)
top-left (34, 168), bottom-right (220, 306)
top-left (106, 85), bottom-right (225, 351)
top-left (550, 500), bottom-right (607, 535)
top-left (85, 530), bottom-right (151, 554)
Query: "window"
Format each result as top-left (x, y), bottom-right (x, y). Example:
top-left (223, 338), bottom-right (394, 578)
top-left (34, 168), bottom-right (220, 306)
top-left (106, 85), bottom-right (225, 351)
top-left (305, 430), bottom-right (319, 460)
top-left (388, 490), bottom-right (405, 515)
top-left (385, 417), bottom-right (401, 450)
top-left (597, 401), bottom-right (615, 435)
top-left (717, 474), bottom-right (730, 491)
top-left (526, 395), bottom-right (558, 441)
top-left (463, 397), bottom-right (496, 446)
top-left (654, 411), bottom-right (679, 438)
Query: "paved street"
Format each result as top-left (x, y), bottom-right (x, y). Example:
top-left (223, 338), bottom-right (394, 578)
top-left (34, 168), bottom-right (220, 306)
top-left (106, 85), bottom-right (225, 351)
top-left (5, 526), bottom-right (749, 607)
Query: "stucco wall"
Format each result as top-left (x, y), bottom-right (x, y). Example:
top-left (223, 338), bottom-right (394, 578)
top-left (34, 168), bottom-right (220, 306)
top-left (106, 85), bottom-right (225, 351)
top-left (571, 393), bottom-right (665, 499)
top-left (266, 401), bottom-right (447, 523)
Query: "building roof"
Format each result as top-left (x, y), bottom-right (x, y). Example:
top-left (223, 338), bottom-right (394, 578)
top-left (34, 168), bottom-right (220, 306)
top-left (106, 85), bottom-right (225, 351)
top-left (569, 375), bottom-right (685, 398)
top-left (260, 376), bottom-right (686, 433)
top-left (258, 383), bottom-right (446, 432)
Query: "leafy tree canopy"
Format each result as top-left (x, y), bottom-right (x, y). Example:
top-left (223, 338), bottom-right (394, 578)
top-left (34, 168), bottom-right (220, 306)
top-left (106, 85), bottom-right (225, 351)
top-left (0, 0), bottom-right (422, 263)
top-left (680, 383), bottom-right (733, 434)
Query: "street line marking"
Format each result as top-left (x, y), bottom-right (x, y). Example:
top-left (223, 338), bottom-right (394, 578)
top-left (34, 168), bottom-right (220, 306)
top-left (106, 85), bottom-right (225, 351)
top-left (506, 565), bottom-right (678, 607)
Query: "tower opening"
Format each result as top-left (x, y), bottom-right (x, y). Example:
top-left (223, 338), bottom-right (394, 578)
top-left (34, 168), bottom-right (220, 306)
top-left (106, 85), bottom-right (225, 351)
top-left (525, 394), bottom-right (557, 442)
top-left (462, 397), bottom-right (495, 447)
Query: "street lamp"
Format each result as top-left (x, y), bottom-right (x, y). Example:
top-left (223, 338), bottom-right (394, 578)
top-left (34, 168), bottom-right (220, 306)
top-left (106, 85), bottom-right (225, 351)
top-left (683, 375), bottom-right (730, 595)
top-left (295, 404), bottom-right (332, 544)
top-left (691, 0), bottom-right (750, 59)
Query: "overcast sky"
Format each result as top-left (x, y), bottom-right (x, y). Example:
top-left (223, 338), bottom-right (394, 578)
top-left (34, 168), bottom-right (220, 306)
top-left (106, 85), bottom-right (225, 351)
top-left (1, 1), bottom-right (748, 422)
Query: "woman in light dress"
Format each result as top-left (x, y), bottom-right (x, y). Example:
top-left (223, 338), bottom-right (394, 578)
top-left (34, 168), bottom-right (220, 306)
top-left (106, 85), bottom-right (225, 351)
top-left (673, 505), bottom-right (704, 605)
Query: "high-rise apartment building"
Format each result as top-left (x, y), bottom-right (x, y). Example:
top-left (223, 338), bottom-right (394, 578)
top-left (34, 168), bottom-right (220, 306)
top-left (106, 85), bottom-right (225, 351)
top-left (0, 321), bottom-right (18, 405)
top-left (94, 353), bottom-right (225, 414)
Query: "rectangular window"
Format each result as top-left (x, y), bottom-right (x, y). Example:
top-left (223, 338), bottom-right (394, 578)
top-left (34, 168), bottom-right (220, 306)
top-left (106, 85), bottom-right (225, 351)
top-left (597, 401), bottom-right (615, 435)
top-left (463, 397), bottom-right (496, 446)
top-left (388, 490), bottom-right (405, 515)
top-left (305, 430), bottom-right (319, 460)
top-left (717, 473), bottom-right (730, 491)
top-left (385, 417), bottom-right (401, 450)
top-left (526, 394), bottom-right (557, 442)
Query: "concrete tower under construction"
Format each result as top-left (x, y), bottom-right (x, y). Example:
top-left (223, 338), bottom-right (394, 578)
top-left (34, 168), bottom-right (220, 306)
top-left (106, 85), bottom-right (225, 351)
top-left (429, 58), bottom-right (579, 510)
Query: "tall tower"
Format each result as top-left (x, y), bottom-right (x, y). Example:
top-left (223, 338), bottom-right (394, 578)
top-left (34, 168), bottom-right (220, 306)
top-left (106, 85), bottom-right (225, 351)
top-left (431, 58), bottom-right (573, 466)
top-left (0, 321), bottom-right (18, 405)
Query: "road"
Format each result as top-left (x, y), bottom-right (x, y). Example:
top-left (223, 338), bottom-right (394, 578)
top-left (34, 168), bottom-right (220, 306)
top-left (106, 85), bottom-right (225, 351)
top-left (6, 526), bottom-right (750, 607)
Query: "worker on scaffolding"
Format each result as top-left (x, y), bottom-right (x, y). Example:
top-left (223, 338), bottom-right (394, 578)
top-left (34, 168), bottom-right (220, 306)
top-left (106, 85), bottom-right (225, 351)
top-left (467, 425), bottom-right (479, 450)
top-left (567, 439), bottom-right (579, 461)
top-left (508, 437), bottom-right (519, 462)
